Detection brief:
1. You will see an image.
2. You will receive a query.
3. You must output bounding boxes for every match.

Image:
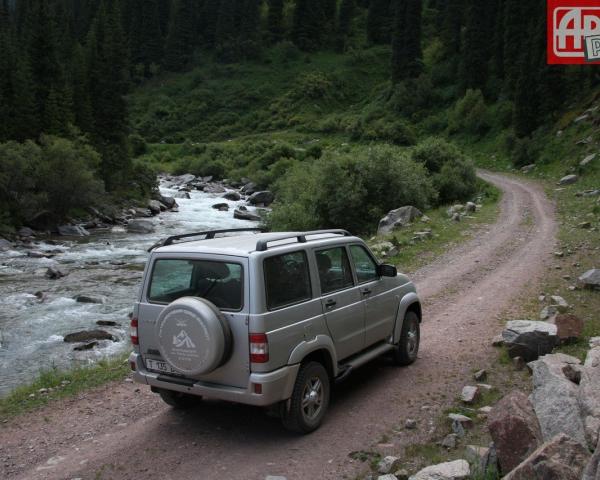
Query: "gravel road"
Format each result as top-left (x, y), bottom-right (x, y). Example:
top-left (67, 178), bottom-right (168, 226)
top-left (0, 171), bottom-right (557, 480)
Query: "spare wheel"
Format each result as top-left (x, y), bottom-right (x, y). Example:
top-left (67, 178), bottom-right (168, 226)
top-left (156, 297), bottom-right (232, 376)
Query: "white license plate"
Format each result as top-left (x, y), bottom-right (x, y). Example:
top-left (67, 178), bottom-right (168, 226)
top-left (145, 358), bottom-right (181, 376)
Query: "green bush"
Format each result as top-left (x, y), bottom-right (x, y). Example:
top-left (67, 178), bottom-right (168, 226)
top-left (448, 89), bottom-right (490, 136)
top-left (268, 145), bottom-right (436, 234)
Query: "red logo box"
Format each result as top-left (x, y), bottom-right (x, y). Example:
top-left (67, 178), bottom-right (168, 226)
top-left (548, 0), bottom-right (600, 64)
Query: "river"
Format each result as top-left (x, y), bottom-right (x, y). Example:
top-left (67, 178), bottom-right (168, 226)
top-left (0, 178), bottom-right (258, 397)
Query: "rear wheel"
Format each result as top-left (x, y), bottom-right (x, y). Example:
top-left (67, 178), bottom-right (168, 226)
top-left (158, 389), bottom-right (200, 409)
top-left (281, 362), bottom-right (330, 434)
top-left (392, 311), bottom-right (420, 366)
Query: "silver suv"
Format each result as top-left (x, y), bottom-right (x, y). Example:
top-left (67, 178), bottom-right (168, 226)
top-left (129, 229), bottom-right (422, 433)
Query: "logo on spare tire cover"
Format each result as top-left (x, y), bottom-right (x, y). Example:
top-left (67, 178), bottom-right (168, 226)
top-left (173, 330), bottom-right (196, 349)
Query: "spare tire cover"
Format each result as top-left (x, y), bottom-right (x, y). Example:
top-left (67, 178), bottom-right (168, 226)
top-left (156, 297), bottom-right (231, 376)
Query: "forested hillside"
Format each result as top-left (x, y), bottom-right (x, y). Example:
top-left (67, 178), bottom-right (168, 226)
top-left (0, 0), bottom-right (598, 234)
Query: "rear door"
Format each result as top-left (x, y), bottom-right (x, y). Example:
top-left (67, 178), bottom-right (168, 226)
top-left (349, 245), bottom-right (398, 347)
top-left (137, 253), bottom-right (250, 388)
top-left (315, 246), bottom-right (365, 361)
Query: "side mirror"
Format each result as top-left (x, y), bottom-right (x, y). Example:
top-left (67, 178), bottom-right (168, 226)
top-left (378, 264), bottom-right (397, 277)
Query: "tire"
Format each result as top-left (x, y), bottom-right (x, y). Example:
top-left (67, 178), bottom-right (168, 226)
top-left (392, 311), bottom-right (420, 366)
top-left (281, 362), bottom-right (330, 434)
top-left (158, 389), bottom-right (200, 410)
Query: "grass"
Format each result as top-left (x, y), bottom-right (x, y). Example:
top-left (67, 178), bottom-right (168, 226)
top-left (0, 353), bottom-right (130, 422)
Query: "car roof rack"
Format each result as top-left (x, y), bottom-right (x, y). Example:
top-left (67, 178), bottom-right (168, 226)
top-left (148, 228), bottom-right (267, 252)
top-left (255, 229), bottom-right (352, 252)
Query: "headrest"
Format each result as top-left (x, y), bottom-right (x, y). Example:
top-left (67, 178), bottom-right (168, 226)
top-left (195, 261), bottom-right (230, 280)
top-left (316, 253), bottom-right (332, 272)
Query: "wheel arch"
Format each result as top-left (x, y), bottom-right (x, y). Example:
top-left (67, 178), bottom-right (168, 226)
top-left (288, 335), bottom-right (338, 378)
top-left (393, 292), bottom-right (422, 343)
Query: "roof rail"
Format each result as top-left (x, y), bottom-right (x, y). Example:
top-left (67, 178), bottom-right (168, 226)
top-left (148, 228), bottom-right (267, 252)
top-left (255, 229), bottom-right (352, 252)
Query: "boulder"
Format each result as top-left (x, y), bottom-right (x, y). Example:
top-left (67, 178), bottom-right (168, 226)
top-left (234, 208), bottom-right (261, 221)
top-left (127, 219), bottom-right (155, 234)
top-left (488, 391), bottom-right (543, 473)
top-left (461, 386), bottom-right (479, 404)
top-left (173, 191), bottom-right (191, 200)
top-left (63, 330), bottom-right (115, 343)
top-left (73, 341), bottom-right (98, 351)
top-left (579, 269), bottom-right (600, 290)
top-left (408, 459), bottom-right (470, 480)
top-left (580, 345), bottom-right (600, 447)
top-left (371, 242), bottom-right (399, 258)
top-left (581, 153), bottom-right (597, 167)
top-left (465, 445), bottom-right (495, 473)
top-left (171, 174), bottom-right (196, 185)
top-left (158, 195), bottom-right (178, 209)
top-left (212, 203), bottom-right (230, 211)
top-left (553, 313), bottom-right (584, 342)
top-left (441, 434), bottom-right (458, 449)
top-left (521, 164), bottom-right (535, 173)
top-left (451, 213), bottom-right (461, 222)
top-left (223, 191), bottom-right (241, 201)
top-left (558, 174), bottom-right (578, 186)
top-left (0, 238), bottom-right (14, 251)
top-left (447, 204), bottom-right (464, 216)
top-left (75, 295), bottom-right (106, 304)
top-left (18, 226), bottom-right (35, 237)
top-left (241, 182), bottom-right (257, 195)
top-left (449, 413), bottom-right (472, 436)
top-left (503, 433), bottom-right (591, 480)
top-left (57, 225), bottom-right (90, 236)
top-left (465, 202), bottom-right (477, 213)
top-left (529, 353), bottom-right (588, 447)
top-left (377, 206), bottom-right (423, 235)
top-left (46, 267), bottom-right (67, 279)
top-left (204, 184), bottom-right (226, 194)
top-left (377, 456), bottom-right (401, 474)
top-left (96, 320), bottom-right (119, 327)
top-left (248, 191), bottom-right (275, 207)
top-left (549, 295), bottom-right (569, 312)
top-left (502, 320), bottom-right (558, 361)
top-left (147, 200), bottom-right (161, 215)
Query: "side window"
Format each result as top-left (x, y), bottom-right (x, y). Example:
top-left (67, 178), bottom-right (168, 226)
top-left (316, 247), bottom-right (354, 295)
top-left (350, 245), bottom-right (379, 283)
top-left (264, 251), bottom-right (312, 310)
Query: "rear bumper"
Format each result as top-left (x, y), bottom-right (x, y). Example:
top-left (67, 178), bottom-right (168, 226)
top-left (129, 353), bottom-right (300, 407)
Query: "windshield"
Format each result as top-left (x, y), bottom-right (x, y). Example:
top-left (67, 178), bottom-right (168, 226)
top-left (148, 259), bottom-right (243, 311)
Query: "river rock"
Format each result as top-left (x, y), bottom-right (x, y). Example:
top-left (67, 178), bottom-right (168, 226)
top-left (0, 238), bottom-right (13, 251)
top-left (488, 391), bottom-right (543, 473)
top-left (212, 203), bottom-right (229, 211)
top-left (204, 184), bottom-right (226, 194)
top-left (96, 320), bottom-right (119, 327)
top-left (502, 320), bottom-right (558, 361)
top-left (171, 174), bottom-right (196, 185)
top-left (63, 330), bottom-right (115, 343)
top-left (241, 182), bottom-right (257, 195)
top-left (579, 269), bottom-right (600, 290)
top-left (73, 341), bottom-right (98, 351)
top-left (223, 191), bottom-right (241, 201)
top-left (408, 459), bottom-right (470, 480)
top-left (558, 174), bottom-right (578, 186)
top-left (377, 206), bottom-right (423, 235)
top-left (529, 353), bottom-right (588, 448)
top-left (148, 200), bottom-right (161, 215)
top-left (248, 191), bottom-right (275, 206)
top-left (18, 226), bottom-right (35, 237)
top-left (553, 314), bottom-right (584, 342)
top-left (75, 295), bottom-right (106, 304)
top-left (46, 267), bottom-right (67, 279)
top-left (158, 195), bottom-right (177, 209)
top-left (234, 208), bottom-right (261, 221)
top-left (127, 219), bottom-right (155, 234)
top-left (580, 345), bottom-right (600, 447)
top-left (503, 433), bottom-right (591, 480)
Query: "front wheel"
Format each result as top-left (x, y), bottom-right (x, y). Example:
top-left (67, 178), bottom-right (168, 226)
top-left (392, 311), bottom-right (420, 366)
top-left (158, 389), bottom-right (201, 409)
top-left (281, 362), bottom-right (330, 434)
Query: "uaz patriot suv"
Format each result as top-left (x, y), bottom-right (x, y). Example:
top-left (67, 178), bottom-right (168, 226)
top-left (129, 229), bottom-right (422, 433)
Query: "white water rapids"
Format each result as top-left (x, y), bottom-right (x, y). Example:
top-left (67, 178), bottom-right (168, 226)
top-left (0, 179), bottom-right (258, 397)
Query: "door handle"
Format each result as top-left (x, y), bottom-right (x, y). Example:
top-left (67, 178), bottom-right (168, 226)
top-left (325, 299), bottom-right (337, 309)
top-left (361, 288), bottom-right (372, 296)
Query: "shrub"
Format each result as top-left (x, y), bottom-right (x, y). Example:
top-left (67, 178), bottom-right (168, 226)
top-left (129, 133), bottom-right (148, 157)
top-left (448, 89), bottom-right (489, 136)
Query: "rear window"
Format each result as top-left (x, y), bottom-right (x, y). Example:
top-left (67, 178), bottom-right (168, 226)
top-left (264, 251), bottom-right (311, 310)
top-left (148, 259), bottom-right (243, 311)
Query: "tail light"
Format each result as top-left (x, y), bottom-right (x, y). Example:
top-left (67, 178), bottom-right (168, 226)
top-left (130, 317), bottom-right (139, 345)
top-left (249, 333), bottom-right (269, 363)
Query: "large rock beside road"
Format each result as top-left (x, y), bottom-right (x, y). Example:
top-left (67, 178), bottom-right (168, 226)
top-left (57, 225), bottom-right (89, 236)
top-left (503, 433), bottom-right (591, 480)
top-left (127, 219), bottom-right (155, 233)
top-left (63, 330), bottom-right (115, 343)
top-left (579, 269), bottom-right (600, 290)
top-left (529, 353), bottom-right (588, 448)
top-left (377, 206), bottom-right (423, 235)
top-left (408, 459), bottom-right (470, 480)
top-left (247, 191), bottom-right (275, 206)
top-left (502, 320), bottom-right (558, 361)
top-left (553, 313), bottom-right (584, 342)
top-left (558, 174), bottom-right (579, 186)
top-left (580, 343), bottom-right (600, 447)
top-left (488, 391), bottom-right (543, 473)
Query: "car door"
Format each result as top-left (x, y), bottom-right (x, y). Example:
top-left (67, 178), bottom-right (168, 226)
top-left (349, 244), bottom-right (398, 347)
top-left (315, 246), bottom-right (365, 361)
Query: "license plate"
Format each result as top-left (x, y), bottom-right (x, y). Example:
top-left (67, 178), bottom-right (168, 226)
top-left (145, 358), bottom-right (181, 376)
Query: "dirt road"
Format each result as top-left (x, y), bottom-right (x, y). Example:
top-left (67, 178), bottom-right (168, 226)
top-left (0, 171), bottom-right (557, 480)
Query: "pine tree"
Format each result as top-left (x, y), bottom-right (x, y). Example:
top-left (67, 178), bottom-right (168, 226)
top-left (392, 0), bottom-right (423, 82)
top-left (323, 0), bottom-right (337, 33)
top-left (267, 0), bottom-right (285, 44)
top-left (215, 0), bottom-right (238, 61)
top-left (70, 42), bottom-right (94, 133)
top-left (440, 0), bottom-right (463, 55)
top-left (292, 0), bottom-right (326, 51)
top-left (503, 0), bottom-right (532, 94)
top-left (10, 56), bottom-right (38, 141)
top-left (513, 52), bottom-right (539, 138)
top-left (367, 0), bottom-right (391, 44)
top-left (163, 0), bottom-right (195, 71)
top-left (130, 0), bottom-right (164, 77)
top-left (460, 1), bottom-right (488, 92)
top-left (158, 0), bottom-right (172, 36)
top-left (336, 0), bottom-right (355, 51)
top-left (200, 0), bottom-right (221, 47)
top-left (240, 0), bottom-right (261, 59)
